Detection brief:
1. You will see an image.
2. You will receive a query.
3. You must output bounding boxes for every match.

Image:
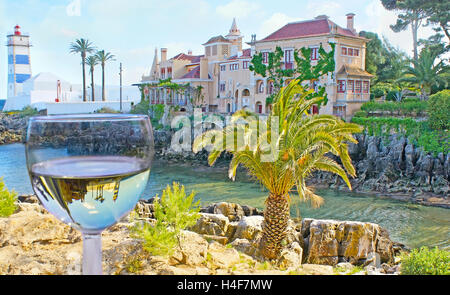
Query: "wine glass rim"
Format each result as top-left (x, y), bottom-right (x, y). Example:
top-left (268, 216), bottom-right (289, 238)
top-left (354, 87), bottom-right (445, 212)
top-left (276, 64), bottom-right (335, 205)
top-left (29, 113), bottom-right (149, 122)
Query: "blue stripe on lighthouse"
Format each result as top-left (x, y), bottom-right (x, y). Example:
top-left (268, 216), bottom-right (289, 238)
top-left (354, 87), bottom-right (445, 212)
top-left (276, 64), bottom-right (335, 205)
top-left (8, 55), bottom-right (14, 64)
top-left (15, 74), bottom-right (31, 83)
top-left (14, 55), bottom-right (30, 65)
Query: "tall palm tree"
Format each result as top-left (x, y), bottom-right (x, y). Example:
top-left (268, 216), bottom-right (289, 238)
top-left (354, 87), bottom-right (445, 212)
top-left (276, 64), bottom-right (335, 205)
top-left (193, 80), bottom-right (362, 259)
top-left (95, 50), bottom-right (116, 101)
top-left (70, 39), bottom-right (96, 102)
top-left (398, 49), bottom-right (449, 99)
top-left (86, 56), bottom-right (99, 102)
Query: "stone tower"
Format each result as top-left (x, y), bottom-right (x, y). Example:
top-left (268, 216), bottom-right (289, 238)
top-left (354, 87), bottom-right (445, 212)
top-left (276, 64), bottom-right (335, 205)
top-left (226, 18), bottom-right (243, 55)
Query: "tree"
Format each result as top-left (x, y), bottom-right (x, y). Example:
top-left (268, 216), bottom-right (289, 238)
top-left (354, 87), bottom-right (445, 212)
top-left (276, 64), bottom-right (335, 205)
top-left (249, 43), bottom-right (335, 108)
top-left (381, 0), bottom-right (428, 61)
top-left (95, 50), bottom-right (116, 101)
top-left (421, 0), bottom-right (450, 43)
top-left (398, 48), bottom-right (450, 99)
top-left (193, 81), bottom-right (362, 259)
top-left (86, 56), bottom-right (99, 102)
top-left (359, 31), bottom-right (388, 80)
top-left (70, 39), bottom-right (96, 102)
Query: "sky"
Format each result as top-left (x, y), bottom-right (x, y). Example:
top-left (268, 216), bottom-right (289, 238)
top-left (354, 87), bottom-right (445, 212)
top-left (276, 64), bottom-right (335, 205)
top-left (0, 0), bottom-right (438, 100)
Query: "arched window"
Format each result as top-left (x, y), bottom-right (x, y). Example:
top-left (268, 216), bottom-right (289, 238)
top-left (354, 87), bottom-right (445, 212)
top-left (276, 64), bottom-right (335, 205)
top-left (258, 81), bottom-right (264, 94)
top-left (268, 81), bottom-right (274, 95)
top-left (242, 89), bottom-right (250, 96)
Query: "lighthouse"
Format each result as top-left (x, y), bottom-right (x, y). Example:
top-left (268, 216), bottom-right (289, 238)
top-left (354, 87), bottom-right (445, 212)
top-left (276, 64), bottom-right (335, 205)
top-left (7, 25), bottom-right (32, 98)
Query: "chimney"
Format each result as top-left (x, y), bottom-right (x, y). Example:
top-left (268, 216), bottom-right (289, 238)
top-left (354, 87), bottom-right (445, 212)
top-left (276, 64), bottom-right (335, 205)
top-left (200, 57), bottom-right (208, 79)
top-left (346, 13), bottom-right (356, 33)
top-left (161, 48), bottom-right (167, 62)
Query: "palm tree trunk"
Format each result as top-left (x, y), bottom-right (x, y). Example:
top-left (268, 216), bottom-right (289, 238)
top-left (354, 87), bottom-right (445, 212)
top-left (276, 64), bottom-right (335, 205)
top-left (411, 20), bottom-right (419, 62)
top-left (91, 69), bottom-right (95, 102)
top-left (102, 63), bottom-right (106, 102)
top-left (82, 56), bottom-right (87, 102)
top-left (260, 193), bottom-right (290, 259)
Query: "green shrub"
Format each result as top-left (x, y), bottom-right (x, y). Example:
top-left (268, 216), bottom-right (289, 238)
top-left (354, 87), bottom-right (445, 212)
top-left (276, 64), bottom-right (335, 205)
top-left (353, 110), bottom-right (368, 118)
top-left (0, 178), bottom-right (17, 217)
top-left (130, 101), bottom-right (150, 115)
top-left (94, 107), bottom-right (120, 114)
top-left (400, 247), bottom-right (450, 275)
top-left (130, 182), bottom-right (201, 257)
top-left (428, 90), bottom-right (450, 130)
top-left (386, 90), bottom-right (400, 102)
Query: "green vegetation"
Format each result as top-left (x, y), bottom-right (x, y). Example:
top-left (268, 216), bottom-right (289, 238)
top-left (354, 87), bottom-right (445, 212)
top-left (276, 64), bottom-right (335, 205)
top-left (352, 116), bottom-right (449, 155)
top-left (95, 50), bottom-right (116, 101)
top-left (427, 90), bottom-right (450, 130)
top-left (249, 43), bottom-right (335, 108)
top-left (69, 38), bottom-right (96, 102)
top-left (400, 247), bottom-right (450, 275)
top-left (130, 182), bottom-right (201, 257)
top-left (193, 81), bottom-right (362, 259)
top-left (360, 100), bottom-right (428, 116)
top-left (3, 106), bottom-right (39, 117)
top-left (93, 107), bottom-right (120, 114)
top-left (0, 178), bottom-right (17, 218)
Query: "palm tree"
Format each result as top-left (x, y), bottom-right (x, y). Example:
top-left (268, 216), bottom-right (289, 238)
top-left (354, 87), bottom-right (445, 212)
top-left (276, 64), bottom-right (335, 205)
top-left (95, 50), bottom-right (116, 101)
top-left (398, 49), bottom-right (449, 99)
top-left (86, 56), bottom-right (99, 101)
top-left (193, 80), bottom-right (362, 259)
top-left (70, 39), bottom-right (96, 102)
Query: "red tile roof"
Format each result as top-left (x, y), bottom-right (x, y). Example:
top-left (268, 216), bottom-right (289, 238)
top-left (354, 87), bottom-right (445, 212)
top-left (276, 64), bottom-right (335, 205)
top-left (226, 48), bottom-right (252, 61)
top-left (171, 53), bottom-right (204, 62)
top-left (180, 65), bottom-right (212, 80)
top-left (259, 18), bottom-right (358, 42)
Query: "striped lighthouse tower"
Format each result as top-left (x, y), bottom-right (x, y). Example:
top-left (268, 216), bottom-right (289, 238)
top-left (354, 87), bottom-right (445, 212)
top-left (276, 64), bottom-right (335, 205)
top-left (7, 25), bottom-right (32, 98)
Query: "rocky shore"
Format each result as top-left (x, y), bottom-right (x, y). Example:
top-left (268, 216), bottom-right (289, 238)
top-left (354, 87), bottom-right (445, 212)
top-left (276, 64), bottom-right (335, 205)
top-left (0, 113), bottom-right (28, 145)
top-left (0, 196), bottom-right (405, 275)
top-left (154, 130), bottom-right (449, 208)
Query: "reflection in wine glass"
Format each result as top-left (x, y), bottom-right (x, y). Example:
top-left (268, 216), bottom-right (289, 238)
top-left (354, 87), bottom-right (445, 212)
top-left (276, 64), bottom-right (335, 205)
top-left (26, 114), bottom-right (154, 275)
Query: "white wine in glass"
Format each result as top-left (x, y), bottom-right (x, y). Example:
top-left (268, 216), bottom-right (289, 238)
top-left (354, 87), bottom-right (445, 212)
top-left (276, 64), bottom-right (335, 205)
top-left (26, 114), bottom-right (154, 275)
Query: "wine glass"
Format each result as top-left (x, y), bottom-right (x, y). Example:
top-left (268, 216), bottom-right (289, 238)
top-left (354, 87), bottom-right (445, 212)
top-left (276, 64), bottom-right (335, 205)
top-left (25, 114), bottom-right (154, 275)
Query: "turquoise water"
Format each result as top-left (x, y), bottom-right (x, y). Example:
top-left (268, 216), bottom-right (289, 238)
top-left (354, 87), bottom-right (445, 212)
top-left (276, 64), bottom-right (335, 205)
top-left (1, 143), bottom-right (449, 250)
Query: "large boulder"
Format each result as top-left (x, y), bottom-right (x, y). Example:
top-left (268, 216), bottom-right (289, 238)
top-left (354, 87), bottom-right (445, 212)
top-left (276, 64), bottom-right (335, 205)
top-left (303, 219), bottom-right (394, 266)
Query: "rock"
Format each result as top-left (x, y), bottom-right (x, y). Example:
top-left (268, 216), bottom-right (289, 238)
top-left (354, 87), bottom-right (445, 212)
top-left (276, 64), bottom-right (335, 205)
top-left (190, 213), bottom-right (229, 237)
top-left (233, 216), bottom-right (264, 241)
top-left (278, 242), bottom-right (303, 270)
top-left (169, 230), bottom-right (208, 266)
top-left (206, 242), bottom-right (241, 269)
top-left (304, 219), bottom-right (394, 266)
top-left (300, 264), bottom-right (334, 275)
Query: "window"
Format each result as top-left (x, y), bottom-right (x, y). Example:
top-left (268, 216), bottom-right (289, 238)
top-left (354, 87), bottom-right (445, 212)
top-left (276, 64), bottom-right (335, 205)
top-left (337, 80), bottom-right (346, 93)
top-left (212, 45), bottom-right (217, 55)
top-left (242, 61), bottom-right (249, 69)
top-left (284, 49), bottom-right (293, 63)
top-left (342, 46), bottom-right (360, 57)
top-left (348, 48), bottom-right (354, 56)
top-left (220, 65), bottom-right (226, 71)
top-left (222, 45), bottom-right (229, 56)
top-left (355, 81), bottom-right (362, 93)
top-left (363, 81), bottom-right (369, 93)
top-left (230, 63), bottom-right (239, 71)
top-left (161, 68), bottom-right (166, 79)
top-left (311, 47), bottom-right (319, 61)
top-left (262, 52), bottom-right (269, 64)
top-left (206, 46), bottom-right (211, 56)
top-left (354, 49), bottom-right (359, 57)
top-left (167, 67), bottom-right (172, 78)
top-left (342, 47), bottom-right (347, 56)
top-left (348, 80), bottom-right (354, 93)
top-left (268, 81), bottom-right (274, 94)
top-left (220, 82), bottom-right (226, 92)
top-left (258, 81), bottom-right (264, 94)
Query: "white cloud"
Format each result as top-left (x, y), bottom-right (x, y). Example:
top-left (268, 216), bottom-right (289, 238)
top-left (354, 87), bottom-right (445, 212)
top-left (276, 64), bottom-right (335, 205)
top-left (307, 1), bottom-right (342, 18)
top-left (258, 12), bottom-right (299, 39)
top-left (216, 0), bottom-right (261, 19)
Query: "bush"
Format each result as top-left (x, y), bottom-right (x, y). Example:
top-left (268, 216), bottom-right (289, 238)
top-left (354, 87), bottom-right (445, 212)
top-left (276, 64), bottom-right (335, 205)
top-left (130, 182), bottom-right (201, 257)
top-left (94, 107), bottom-right (120, 114)
top-left (428, 90), bottom-right (450, 130)
top-left (130, 101), bottom-right (150, 115)
top-left (353, 110), bottom-right (368, 118)
top-left (0, 178), bottom-right (17, 217)
top-left (400, 247), bottom-right (450, 275)
top-left (386, 90), bottom-right (400, 102)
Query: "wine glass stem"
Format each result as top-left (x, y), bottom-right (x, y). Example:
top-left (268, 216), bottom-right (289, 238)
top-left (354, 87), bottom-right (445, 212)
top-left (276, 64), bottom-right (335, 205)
top-left (82, 233), bottom-right (103, 275)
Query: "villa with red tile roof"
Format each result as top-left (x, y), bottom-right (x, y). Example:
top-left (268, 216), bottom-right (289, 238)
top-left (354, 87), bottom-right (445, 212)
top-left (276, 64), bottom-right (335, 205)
top-left (140, 13), bottom-right (373, 119)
